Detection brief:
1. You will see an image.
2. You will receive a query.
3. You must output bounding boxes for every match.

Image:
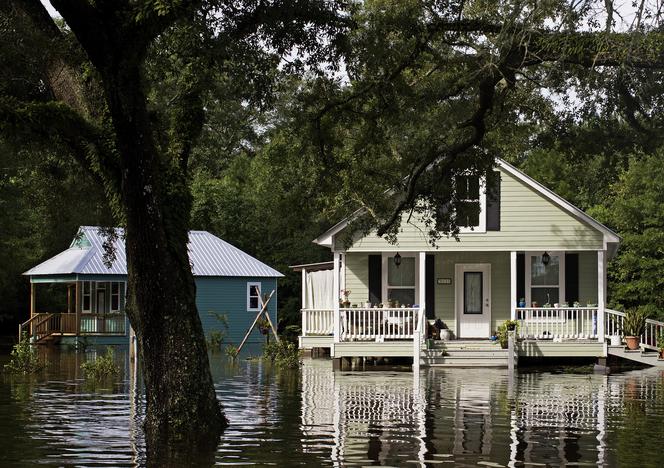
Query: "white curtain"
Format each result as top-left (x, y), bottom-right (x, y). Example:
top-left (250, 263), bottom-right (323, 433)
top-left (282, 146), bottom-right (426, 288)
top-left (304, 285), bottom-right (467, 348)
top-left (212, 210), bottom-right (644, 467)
top-left (305, 269), bottom-right (334, 309)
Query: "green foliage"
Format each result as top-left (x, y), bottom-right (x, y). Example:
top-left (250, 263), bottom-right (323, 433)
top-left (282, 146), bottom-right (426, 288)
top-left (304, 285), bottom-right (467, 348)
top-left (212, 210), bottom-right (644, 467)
top-left (81, 348), bottom-right (120, 381)
top-left (497, 320), bottom-right (519, 349)
top-left (263, 340), bottom-right (301, 369)
top-left (657, 331), bottom-right (664, 352)
top-left (623, 308), bottom-right (649, 337)
top-left (591, 154), bottom-right (664, 317)
top-left (206, 312), bottom-right (229, 352)
top-left (224, 344), bottom-right (239, 359)
top-left (4, 332), bottom-right (42, 374)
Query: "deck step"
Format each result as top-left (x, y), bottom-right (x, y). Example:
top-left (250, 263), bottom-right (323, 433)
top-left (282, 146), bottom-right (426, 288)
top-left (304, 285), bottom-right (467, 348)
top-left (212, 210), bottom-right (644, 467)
top-left (607, 345), bottom-right (664, 367)
top-left (421, 356), bottom-right (509, 368)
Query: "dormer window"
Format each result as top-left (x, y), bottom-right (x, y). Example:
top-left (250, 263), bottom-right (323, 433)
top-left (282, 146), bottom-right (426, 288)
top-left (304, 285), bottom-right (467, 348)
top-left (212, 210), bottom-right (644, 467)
top-left (456, 175), bottom-right (486, 232)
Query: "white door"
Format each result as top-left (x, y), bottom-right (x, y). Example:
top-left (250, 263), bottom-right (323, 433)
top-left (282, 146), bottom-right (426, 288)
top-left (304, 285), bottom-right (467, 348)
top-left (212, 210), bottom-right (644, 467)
top-left (456, 264), bottom-right (491, 338)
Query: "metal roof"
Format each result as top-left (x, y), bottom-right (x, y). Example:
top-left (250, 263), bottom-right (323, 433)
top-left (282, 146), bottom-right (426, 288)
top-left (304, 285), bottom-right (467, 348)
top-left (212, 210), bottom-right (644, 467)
top-left (24, 226), bottom-right (283, 278)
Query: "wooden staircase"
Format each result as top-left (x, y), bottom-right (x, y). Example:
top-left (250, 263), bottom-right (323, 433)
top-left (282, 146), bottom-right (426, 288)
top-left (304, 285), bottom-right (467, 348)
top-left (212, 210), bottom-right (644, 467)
top-left (607, 345), bottom-right (664, 367)
top-left (421, 340), bottom-right (509, 367)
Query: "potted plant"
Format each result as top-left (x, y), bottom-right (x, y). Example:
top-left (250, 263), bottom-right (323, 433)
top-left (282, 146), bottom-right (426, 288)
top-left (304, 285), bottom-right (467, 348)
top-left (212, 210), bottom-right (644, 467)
top-left (518, 298), bottom-right (526, 308)
top-left (497, 320), bottom-right (519, 349)
top-left (436, 319), bottom-right (453, 341)
top-left (257, 317), bottom-right (270, 335)
top-left (340, 289), bottom-right (351, 308)
top-left (623, 307), bottom-right (647, 350)
top-left (657, 331), bottom-right (664, 359)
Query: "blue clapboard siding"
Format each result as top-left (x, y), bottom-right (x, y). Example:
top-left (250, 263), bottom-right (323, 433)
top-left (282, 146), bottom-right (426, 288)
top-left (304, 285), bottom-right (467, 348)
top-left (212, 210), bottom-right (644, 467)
top-left (195, 277), bottom-right (278, 345)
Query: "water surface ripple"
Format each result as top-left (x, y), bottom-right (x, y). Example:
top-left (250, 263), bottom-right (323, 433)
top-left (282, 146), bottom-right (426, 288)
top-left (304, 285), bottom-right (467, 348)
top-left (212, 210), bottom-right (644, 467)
top-left (1, 349), bottom-right (664, 467)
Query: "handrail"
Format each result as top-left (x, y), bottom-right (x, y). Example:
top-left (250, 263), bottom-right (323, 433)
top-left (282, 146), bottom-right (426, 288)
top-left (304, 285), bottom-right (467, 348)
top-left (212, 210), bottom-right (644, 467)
top-left (605, 308), bottom-right (664, 350)
top-left (18, 314), bottom-right (46, 337)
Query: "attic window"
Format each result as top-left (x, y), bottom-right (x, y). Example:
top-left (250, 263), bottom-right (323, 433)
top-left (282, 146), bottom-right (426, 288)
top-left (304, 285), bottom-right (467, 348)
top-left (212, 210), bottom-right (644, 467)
top-left (72, 233), bottom-right (91, 249)
top-left (456, 175), bottom-right (486, 232)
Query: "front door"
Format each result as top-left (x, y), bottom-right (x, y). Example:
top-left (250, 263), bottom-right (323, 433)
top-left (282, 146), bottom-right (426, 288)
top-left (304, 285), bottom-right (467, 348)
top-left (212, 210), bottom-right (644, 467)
top-left (455, 264), bottom-right (491, 338)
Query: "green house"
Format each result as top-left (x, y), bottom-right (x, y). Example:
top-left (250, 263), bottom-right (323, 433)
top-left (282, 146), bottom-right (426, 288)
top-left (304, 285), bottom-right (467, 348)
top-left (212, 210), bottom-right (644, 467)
top-left (298, 159), bottom-right (625, 365)
top-left (22, 226), bottom-right (282, 346)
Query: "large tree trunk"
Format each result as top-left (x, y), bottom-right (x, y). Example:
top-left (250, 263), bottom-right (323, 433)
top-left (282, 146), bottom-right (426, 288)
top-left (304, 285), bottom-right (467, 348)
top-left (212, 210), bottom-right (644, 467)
top-left (4, 0), bottom-right (227, 455)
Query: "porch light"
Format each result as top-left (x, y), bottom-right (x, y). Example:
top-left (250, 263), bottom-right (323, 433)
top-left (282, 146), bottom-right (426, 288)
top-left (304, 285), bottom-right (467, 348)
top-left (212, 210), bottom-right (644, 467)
top-left (541, 251), bottom-right (550, 266)
top-left (394, 252), bottom-right (402, 268)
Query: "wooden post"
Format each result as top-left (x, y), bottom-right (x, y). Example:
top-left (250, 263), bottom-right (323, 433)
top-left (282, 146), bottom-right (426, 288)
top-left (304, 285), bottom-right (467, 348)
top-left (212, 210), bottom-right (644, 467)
top-left (30, 282), bottom-right (35, 316)
top-left (75, 280), bottom-right (81, 336)
top-left (510, 251), bottom-right (517, 321)
top-left (237, 290), bottom-right (276, 353)
top-left (332, 252), bottom-right (341, 351)
top-left (597, 250), bottom-right (607, 343)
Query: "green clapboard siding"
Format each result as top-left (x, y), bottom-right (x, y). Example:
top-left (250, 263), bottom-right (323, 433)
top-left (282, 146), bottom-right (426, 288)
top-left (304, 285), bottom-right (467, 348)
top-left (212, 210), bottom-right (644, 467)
top-left (195, 277), bottom-right (278, 345)
top-left (345, 253), bottom-right (369, 305)
top-left (578, 251), bottom-right (598, 304)
top-left (339, 167), bottom-right (604, 252)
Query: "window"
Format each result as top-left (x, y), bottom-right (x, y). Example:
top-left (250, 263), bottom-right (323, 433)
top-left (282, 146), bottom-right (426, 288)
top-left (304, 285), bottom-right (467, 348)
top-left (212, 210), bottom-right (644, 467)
top-left (463, 272), bottom-right (483, 314)
top-left (386, 256), bottom-right (416, 306)
top-left (456, 175), bottom-right (486, 232)
top-left (526, 253), bottom-right (565, 307)
top-left (111, 282), bottom-right (122, 312)
top-left (247, 282), bottom-right (261, 311)
top-left (82, 281), bottom-right (91, 313)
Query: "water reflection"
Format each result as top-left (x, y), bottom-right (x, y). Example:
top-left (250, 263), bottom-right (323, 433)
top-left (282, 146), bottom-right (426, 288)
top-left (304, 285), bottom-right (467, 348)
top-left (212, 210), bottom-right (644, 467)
top-left (1, 349), bottom-right (664, 467)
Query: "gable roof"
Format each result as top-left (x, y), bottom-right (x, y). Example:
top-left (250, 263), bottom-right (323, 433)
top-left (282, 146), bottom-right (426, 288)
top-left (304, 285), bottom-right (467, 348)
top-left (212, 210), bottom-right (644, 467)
top-left (314, 158), bottom-right (621, 249)
top-left (24, 226), bottom-right (283, 278)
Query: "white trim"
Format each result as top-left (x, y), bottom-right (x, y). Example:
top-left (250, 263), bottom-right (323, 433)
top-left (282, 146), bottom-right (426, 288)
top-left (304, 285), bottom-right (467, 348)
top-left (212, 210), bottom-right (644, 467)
top-left (418, 252), bottom-right (426, 311)
top-left (454, 263), bottom-right (492, 338)
top-left (597, 250), bottom-right (607, 342)
top-left (246, 282), bottom-right (261, 311)
top-left (524, 251), bottom-right (565, 307)
top-left (510, 251), bottom-right (517, 321)
top-left (332, 252), bottom-right (341, 346)
top-left (381, 252), bottom-right (420, 305)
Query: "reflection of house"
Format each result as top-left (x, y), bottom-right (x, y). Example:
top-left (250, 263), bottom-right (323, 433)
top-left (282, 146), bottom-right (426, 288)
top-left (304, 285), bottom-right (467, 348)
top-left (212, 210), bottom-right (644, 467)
top-left (300, 361), bottom-right (617, 466)
top-left (22, 226), bottom-right (282, 345)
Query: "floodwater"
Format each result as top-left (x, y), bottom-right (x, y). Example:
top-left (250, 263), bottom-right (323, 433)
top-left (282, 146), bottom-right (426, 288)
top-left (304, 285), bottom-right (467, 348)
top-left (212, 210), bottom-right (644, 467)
top-left (1, 348), bottom-right (663, 467)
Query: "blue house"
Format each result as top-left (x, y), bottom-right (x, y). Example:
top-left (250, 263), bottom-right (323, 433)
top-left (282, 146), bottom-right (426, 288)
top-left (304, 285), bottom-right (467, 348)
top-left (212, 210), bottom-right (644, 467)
top-left (22, 226), bottom-right (282, 346)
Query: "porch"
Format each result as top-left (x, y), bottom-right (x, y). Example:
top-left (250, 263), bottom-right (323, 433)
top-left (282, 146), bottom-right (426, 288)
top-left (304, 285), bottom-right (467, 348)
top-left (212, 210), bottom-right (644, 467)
top-left (20, 279), bottom-right (128, 343)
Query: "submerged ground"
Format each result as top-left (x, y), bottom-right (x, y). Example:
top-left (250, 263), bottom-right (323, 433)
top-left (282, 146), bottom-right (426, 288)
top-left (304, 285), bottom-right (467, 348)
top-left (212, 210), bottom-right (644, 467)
top-left (0, 347), bottom-right (663, 467)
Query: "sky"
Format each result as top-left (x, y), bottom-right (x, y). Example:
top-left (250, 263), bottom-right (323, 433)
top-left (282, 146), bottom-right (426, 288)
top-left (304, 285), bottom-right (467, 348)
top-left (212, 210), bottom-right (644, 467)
top-left (41, 0), bottom-right (59, 18)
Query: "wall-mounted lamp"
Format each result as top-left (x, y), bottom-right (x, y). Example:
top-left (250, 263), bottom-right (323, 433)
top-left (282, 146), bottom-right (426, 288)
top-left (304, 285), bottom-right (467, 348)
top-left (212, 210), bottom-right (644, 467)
top-left (394, 252), bottom-right (402, 268)
top-left (541, 251), bottom-right (550, 266)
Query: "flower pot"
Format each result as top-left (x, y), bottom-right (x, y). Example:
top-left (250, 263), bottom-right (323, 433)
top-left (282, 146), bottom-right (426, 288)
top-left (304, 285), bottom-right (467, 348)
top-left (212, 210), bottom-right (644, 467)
top-left (426, 339), bottom-right (434, 350)
top-left (610, 335), bottom-right (622, 347)
top-left (440, 329), bottom-right (453, 341)
top-left (625, 336), bottom-right (640, 350)
top-left (342, 301), bottom-right (351, 308)
top-left (659, 349), bottom-right (664, 360)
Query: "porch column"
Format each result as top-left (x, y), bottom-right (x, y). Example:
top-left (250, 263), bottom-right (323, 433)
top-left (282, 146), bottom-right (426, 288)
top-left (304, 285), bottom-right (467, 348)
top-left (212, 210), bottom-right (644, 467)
top-left (301, 268), bottom-right (307, 338)
top-left (597, 250), bottom-right (607, 343)
top-left (332, 252), bottom-right (341, 348)
top-left (75, 281), bottom-right (81, 336)
top-left (30, 282), bottom-right (35, 317)
top-left (418, 252), bottom-right (426, 317)
top-left (510, 251), bottom-right (517, 321)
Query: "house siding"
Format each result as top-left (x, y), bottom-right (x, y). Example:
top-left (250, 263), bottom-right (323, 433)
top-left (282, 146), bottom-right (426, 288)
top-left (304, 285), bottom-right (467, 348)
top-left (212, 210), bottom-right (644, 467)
top-left (338, 167), bottom-right (605, 252)
top-left (195, 277), bottom-right (278, 345)
top-left (578, 251), bottom-right (598, 304)
top-left (344, 253), bottom-right (369, 305)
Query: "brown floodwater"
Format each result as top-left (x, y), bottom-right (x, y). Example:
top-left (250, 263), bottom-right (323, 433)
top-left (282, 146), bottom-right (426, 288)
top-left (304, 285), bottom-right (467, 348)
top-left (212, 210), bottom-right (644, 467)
top-left (1, 347), bottom-right (663, 467)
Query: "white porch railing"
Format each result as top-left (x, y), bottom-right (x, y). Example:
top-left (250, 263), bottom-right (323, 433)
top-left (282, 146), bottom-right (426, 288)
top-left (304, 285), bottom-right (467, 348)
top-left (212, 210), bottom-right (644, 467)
top-left (517, 307), bottom-right (599, 340)
top-left (339, 307), bottom-right (420, 342)
top-left (605, 308), bottom-right (664, 351)
top-left (301, 308), bottom-right (334, 336)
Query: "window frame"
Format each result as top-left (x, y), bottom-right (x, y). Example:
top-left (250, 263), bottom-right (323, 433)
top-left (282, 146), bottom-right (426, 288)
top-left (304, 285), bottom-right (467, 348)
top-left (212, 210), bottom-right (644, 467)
top-left (82, 281), bottom-right (92, 313)
top-left (525, 251), bottom-right (566, 308)
top-left (110, 282), bottom-right (122, 313)
top-left (381, 252), bottom-right (419, 307)
top-left (456, 174), bottom-right (487, 233)
top-left (247, 282), bottom-right (262, 311)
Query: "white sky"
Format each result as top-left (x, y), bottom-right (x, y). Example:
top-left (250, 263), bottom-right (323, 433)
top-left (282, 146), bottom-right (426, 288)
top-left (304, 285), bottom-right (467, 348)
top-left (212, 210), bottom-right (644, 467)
top-left (41, 0), bottom-right (59, 18)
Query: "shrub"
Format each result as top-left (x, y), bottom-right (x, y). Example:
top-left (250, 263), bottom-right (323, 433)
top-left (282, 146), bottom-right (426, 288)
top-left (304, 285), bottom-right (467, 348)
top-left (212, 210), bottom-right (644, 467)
top-left (81, 348), bottom-right (120, 381)
top-left (4, 332), bottom-right (42, 374)
top-left (225, 344), bottom-right (239, 359)
top-left (263, 340), bottom-right (300, 369)
top-left (206, 312), bottom-right (229, 352)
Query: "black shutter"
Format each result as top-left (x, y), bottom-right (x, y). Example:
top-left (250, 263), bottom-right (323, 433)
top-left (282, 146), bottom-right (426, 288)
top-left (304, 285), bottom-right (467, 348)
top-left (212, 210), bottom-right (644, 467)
top-left (486, 171), bottom-right (501, 231)
top-left (368, 255), bottom-right (382, 304)
top-left (425, 254), bottom-right (436, 319)
top-left (517, 253), bottom-right (525, 305)
top-left (565, 253), bottom-right (579, 304)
